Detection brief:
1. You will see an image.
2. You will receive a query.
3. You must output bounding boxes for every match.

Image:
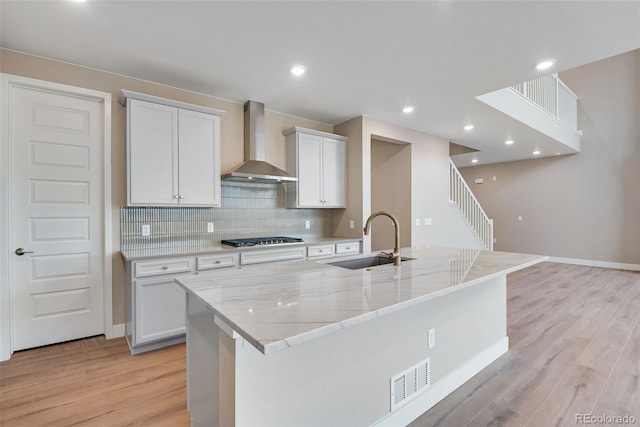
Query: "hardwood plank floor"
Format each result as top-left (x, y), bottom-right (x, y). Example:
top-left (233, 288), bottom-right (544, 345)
top-left (1, 262), bottom-right (639, 426)
top-left (0, 336), bottom-right (189, 426)
top-left (411, 263), bottom-right (640, 427)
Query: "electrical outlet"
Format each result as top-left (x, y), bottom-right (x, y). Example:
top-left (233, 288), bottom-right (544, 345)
top-left (142, 224), bottom-right (150, 237)
top-left (349, 220), bottom-right (355, 229)
top-left (517, 216), bottom-right (523, 222)
top-left (425, 218), bottom-right (432, 226)
top-left (305, 220), bottom-right (310, 229)
top-left (207, 222), bottom-right (214, 233)
top-left (428, 328), bottom-right (436, 349)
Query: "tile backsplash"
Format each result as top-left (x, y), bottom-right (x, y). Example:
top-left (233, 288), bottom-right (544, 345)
top-left (121, 181), bottom-right (334, 251)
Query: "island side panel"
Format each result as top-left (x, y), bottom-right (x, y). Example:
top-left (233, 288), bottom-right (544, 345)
top-left (233, 275), bottom-right (507, 426)
top-left (186, 294), bottom-right (235, 427)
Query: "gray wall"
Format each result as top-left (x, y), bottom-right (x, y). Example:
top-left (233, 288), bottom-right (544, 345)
top-left (459, 49), bottom-right (640, 264)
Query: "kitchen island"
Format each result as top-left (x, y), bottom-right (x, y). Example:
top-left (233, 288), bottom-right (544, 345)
top-left (176, 246), bottom-right (545, 426)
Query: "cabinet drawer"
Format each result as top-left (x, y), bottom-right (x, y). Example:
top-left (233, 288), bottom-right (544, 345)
top-left (241, 247), bottom-right (306, 265)
top-left (336, 242), bottom-right (359, 255)
top-left (134, 257), bottom-right (195, 278)
top-left (197, 253), bottom-right (239, 270)
top-left (307, 245), bottom-right (335, 258)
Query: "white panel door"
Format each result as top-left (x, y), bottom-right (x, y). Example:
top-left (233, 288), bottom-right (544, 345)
top-left (321, 137), bottom-right (346, 207)
top-left (297, 133), bottom-right (323, 207)
top-left (178, 109), bottom-right (221, 206)
top-left (128, 99), bottom-right (178, 205)
top-left (10, 86), bottom-right (104, 351)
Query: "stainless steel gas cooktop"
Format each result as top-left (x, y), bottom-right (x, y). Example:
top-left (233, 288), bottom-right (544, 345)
top-left (221, 236), bottom-right (304, 248)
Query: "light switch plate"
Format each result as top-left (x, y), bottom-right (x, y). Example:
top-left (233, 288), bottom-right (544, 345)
top-left (207, 222), bottom-right (214, 233)
top-left (415, 218), bottom-right (421, 226)
top-left (305, 220), bottom-right (311, 229)
top-left (142, 224), bottom-right (150, 237)
top-left (425, 218), bottom-right (432, 226)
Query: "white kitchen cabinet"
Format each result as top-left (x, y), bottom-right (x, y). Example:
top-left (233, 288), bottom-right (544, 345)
top-left (126, 253), bottom-right (243, 354)
top-left (134, 275), bottom-right (187, 345)
top-left (307, 244), bottom-right (335, 258)
top-left (283, 127), bottom-right (347, 208)
top-left (123, 241), bottom-right (360, 354)
top-left (125, 256), bottom-right (196, 354)
top-left (121, 90), bottom-right (223, 206)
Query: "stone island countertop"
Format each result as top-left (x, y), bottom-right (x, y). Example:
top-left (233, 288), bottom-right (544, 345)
top-left (175, 245), bottom-right (546, 355)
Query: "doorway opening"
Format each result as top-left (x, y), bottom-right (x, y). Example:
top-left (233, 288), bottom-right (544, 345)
top-left (370, 137), bottom-right (412, 252)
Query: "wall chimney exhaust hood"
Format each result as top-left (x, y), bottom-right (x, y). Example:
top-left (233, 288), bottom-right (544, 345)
top-left (222, 101), bottom-right (297, 183)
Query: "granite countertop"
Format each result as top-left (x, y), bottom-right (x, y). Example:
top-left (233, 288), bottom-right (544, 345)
top-left (120, 236), bottom-right (361, 261)
top-left (175, 245), bottom-right (546, 355)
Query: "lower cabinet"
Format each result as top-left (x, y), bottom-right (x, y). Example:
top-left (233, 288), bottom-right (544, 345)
top-left (134, 276), bottom-right (187, 345)
top-left (125, 256), bottom-right (198, 354)
top-left (125, 242), bottom-right (360, 354)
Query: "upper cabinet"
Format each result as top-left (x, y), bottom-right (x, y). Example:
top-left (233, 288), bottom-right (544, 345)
top-left (283, 127), bottom-right (347, 208)
top-left (120, 90), bottom-right (224, 206)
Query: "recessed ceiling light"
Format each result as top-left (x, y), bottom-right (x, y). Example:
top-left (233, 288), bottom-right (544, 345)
top-left (402, 106), bottom-right (415, 114)
top-left (464, 125), bottom-right (474, 131)
top-left (471, 159), bottom-right (478, 163)
top-left (535, 59), bottom-right (555, 70)
top-left (290, 65), bottom-right (306, 76)
top-left (533, 150), bottom-right (541, 155)
top-left (505, 140), bottom-right (514, 145)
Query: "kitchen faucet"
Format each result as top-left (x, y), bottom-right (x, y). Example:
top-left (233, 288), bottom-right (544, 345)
top-left (363, 211), bottom-right (401, 266)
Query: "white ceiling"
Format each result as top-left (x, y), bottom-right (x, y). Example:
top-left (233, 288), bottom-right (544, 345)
top-left (2, 1), bottom-right (639, 166)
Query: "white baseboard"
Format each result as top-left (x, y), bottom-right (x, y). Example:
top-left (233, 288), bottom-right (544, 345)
top-left (108, 323), bottom-right (125, 339)
top-left (548, 257), bottom-right (640, 272)
top-left (373, 337), bottom-right (509, 426)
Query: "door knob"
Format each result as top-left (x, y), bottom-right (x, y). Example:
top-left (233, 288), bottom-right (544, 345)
top-left (15, 248), bottom-right (34, 256)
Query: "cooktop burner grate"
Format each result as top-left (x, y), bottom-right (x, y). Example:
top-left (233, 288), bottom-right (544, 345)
top-left (221, 236), bottom-right (304, 247)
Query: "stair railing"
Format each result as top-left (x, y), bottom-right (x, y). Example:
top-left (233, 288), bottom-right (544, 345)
top-left (510, 73), bottom-right (578, 131)
top-left (449, 159), bottom-right (493, 250)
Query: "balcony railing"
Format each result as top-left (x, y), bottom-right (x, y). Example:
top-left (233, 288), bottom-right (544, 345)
top-left (510, 73), bottom-right (578, 131)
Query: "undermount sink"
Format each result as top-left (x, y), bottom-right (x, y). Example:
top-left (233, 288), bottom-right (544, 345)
top-left (328, 255), bottom-right (415, 270)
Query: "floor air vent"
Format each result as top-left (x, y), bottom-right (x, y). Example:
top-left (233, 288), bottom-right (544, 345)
top-left (390, 358), bottom-right (430, 410)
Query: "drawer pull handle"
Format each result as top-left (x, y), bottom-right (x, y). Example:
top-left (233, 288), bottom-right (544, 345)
top-left (162, 266), bottom-right (168, 270)
top-left (215, 260), bottom-right (221, 264)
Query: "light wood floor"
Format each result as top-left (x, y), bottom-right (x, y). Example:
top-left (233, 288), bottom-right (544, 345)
top-left (1, 262), bottom-right (639, 426)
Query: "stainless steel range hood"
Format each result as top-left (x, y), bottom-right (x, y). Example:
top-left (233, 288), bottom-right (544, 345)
top-left (222, 101), bottom-right (297, 183)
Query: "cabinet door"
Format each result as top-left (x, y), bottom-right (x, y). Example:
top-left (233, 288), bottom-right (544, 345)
top-left (297, 133), bottom-right (323, 207)
top-left (178, 109), bottom-right (221, 206)
top-left (322, 137), bottom-right (347, 207)
top-left (128, 99), bottom-right (179, 205)
top-left (134, 276), bottom-right (186, 344)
